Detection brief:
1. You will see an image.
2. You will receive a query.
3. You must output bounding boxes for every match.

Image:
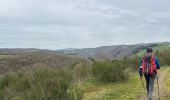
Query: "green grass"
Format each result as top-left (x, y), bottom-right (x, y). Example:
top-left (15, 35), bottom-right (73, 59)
top-left (81, 73), bottom-right (145, 100)
top-left (81, 66), bottom-right (170, 100)
top-left (0, 55), bottom-right (14, 60)
top-left (164, 67), bottom-right (170, 99)
top-left (0, 67), bottom-right (84, 100)
top-left (136, 43), bottom-right (170, 56)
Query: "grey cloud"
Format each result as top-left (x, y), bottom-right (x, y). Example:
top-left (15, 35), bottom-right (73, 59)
top-left (0, 0), bottom-right (170, 49)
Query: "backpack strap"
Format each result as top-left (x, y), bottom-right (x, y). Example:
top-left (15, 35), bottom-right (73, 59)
top-left (150, 56), bottom-right (157, 75)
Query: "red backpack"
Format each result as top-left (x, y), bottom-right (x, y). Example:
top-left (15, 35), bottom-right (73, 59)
top-left (142, 54), bottom-right (157, 76)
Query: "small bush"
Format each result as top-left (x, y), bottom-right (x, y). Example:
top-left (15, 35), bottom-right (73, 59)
top-left (91, 60), bottom-right (129, 82)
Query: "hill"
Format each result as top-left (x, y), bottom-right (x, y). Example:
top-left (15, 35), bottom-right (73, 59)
top-left (57, 42), bottom-right (169, 60)
top-left (137, 42), bottom-right (170, 56)
top-left (1, 42), bottom-right (169, 61)
top-left (0, 42), bottom-right (169, 74)
top-left (0, 49), bottom-right (84, 75)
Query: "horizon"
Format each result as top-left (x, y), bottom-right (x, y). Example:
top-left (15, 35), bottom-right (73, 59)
top-left (0, 41), bottom-right (169, 50)
top-left (0, 0), bottom-right (170, 50)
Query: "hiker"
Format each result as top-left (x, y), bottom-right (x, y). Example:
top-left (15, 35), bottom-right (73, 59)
top-left (139, 47), bottom-right (160, 100)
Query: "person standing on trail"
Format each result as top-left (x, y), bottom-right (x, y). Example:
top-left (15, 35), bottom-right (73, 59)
top-left (139, 47), bottom-right (160, 100)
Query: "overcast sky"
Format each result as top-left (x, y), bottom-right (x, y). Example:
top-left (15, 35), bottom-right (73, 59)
top-left (0, 0), bottom-right (170, 50)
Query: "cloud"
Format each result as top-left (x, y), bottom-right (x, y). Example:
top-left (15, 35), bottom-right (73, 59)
top-left (0, 0), bottom-right (170, 49)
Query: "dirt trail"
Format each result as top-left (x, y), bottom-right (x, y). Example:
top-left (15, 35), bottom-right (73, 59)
top-left (139, 67), bottom-right (170, 100)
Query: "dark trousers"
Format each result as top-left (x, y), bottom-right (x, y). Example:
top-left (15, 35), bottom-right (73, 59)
top-left (144, 74), bottom-right (156, 100)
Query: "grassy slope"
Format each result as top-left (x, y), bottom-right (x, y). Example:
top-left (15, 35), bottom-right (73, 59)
top-left (136, 43), bottom-right (170, 56)
top-left (0, 55), bottom-right (14, 60)
top-left (82, 66), bottom-right (170, 100)
top-left (164, 67), bottom-right (170, 99)
top-left (81, 74), bottom-right (145, 100)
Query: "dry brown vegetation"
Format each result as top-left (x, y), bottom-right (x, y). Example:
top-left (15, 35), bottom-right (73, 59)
top-left (0, 51), bottom-right (84, 75)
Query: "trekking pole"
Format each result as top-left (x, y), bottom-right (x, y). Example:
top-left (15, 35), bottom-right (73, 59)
top-left (140, 77), bottom-right (146, 92)
top-left (157, 76), bottom-right (161, 100)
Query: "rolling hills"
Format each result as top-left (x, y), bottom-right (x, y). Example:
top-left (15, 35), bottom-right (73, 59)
top-left (57, 42), bottom-right (170, 60)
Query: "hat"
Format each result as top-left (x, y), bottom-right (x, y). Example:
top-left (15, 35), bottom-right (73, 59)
top-left (146, 47), bottom-right (153, 53)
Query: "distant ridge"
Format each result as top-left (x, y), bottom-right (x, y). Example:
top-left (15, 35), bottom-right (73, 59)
top-left (0, 42), bottom-right (169, 60)
top-left (57, 42), bottom-right (170, 60)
